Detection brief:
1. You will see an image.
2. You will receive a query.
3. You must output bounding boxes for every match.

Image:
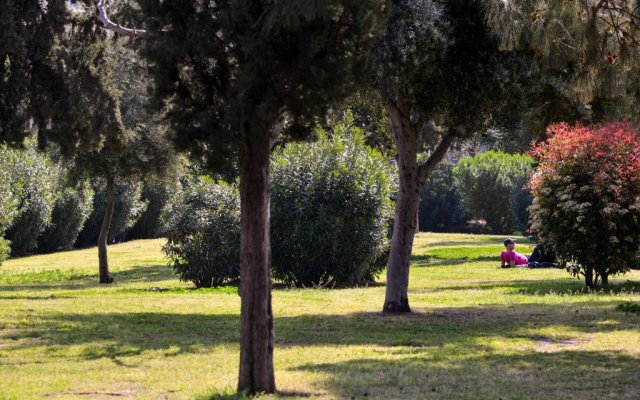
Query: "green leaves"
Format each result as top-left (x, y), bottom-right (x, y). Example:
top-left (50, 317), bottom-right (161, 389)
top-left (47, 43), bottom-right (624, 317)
top-left (453, 150), bottom-right (534, 233)
top-left (271, 123), bottom-right (394, 285)
top-left (163, 178), bottom-right (241, 288)
top-left (1, 139), bottom-right (58, 257)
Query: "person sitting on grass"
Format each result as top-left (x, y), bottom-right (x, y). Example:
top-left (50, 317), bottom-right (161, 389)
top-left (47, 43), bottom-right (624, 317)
top-left (500, 238), bottom-right (529, 268)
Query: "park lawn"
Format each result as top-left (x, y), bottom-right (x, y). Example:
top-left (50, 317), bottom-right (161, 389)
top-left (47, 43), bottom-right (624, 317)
top-left (0, 233), bottom-right (639, 399)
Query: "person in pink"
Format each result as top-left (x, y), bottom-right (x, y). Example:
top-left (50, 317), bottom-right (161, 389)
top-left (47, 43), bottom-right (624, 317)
top-left (500, 238), bottom-right (528, 268)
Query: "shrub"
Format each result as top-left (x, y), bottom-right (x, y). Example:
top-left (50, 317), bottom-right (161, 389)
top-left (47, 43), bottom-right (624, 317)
top-left (0, 147), bottom-right (19, 264)
top-left (419, 163), bottom-right (469, 232)
top-left (270, 124), bottom-right (393, 286)
top-left (453, 150), bottom-right (533, 233)
top-left (2, 142), bottom-right (57, 257)
top-left (510, 174), bottom-right (533, 233)
top-left (37, 181), bottom-right (94, 253)
top-left (0, 237), bottom-right (9, 264)
top-left (126, 180), bottom-right (175, 240)
top-left (75, 180), bottom-right (147, 247)
top-left (529, 122), bottom-right (640, 289)
top-left (163, 178), bottom-right (240, 288)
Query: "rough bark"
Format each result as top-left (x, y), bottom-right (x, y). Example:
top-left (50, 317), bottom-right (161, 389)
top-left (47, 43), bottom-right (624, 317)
top-left (98, 174), bottom-right (115, 284)
top-left (383, 102), bottom-right (419, 312)
top-left (237, 131), bottom-right (275, 394)
top-left (382, 102), bottom-right (455, 313)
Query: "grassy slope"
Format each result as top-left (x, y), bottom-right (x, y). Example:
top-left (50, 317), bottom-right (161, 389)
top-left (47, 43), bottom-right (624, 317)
top-left (0, 234), bottom-right (638, 399)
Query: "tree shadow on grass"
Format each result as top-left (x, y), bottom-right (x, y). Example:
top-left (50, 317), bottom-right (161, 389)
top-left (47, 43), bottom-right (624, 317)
top-left (7, 301), bottom-right (638, 366)
top-left (294, 350), bottom-right (640, 400)
top-left (426, 279), bottom-right (640, 296)
top-left (0, 264), bottom-right (177, 293)
top-left (410, 257), bottom-right (471, 267)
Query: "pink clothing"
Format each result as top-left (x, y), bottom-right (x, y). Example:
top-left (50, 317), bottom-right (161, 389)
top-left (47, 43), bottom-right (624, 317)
top-left (501, 250), bottom-right (528, 265)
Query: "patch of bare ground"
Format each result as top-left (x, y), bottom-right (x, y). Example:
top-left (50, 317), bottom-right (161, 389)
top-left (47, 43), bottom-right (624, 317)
top-left (0, 335), bottom-right (49, 348)
top-left (46, 388), bottom-right (144, 398)
top-left (534, 337), bottom-right (591, 353)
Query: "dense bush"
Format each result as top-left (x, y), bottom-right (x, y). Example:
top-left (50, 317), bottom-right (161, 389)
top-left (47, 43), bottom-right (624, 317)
top-left (0, 238), bottom-right (9, 264)
top-left (419, 163), bottom-right (469, 232)
top-left (163, 178), bottom-right (240, 288)
top-left (75, 180), bottom-right (147, 247)
top-left (270, 125), bottom-right (393, 286)
top-left (2, 142), bottom-right (57, 257)
top-left (162, 125), bottom-right (393, 288)
top-left (510, 174), bottom-right (533, 233)
top-left (0, 146), bottom-right (19, 263)
top-left (529, 122), bottom-right (640, 288)
top-left (453, 150), bottom-right (533, 233)
top-left (37, 182), bottom-right (94, 253)
top-left (127, 180), bottom-right (175, 240)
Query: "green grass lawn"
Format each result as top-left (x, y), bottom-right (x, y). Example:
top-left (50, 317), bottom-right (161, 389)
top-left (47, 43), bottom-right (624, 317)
top-left (1, 233), bottom-right (639, 399)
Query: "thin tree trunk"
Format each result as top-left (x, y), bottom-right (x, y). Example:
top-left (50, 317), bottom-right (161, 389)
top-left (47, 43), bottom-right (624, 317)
top-left (383, 103), bottom-right (419, 313)
top-left (237, 132), bottom-right (275, 394)
top-left (98, 174), bottom-right (115, 284)
top-left (601, 271), bottom-right (609, 286)
top-left (584, 266), bottom-right (594, 289)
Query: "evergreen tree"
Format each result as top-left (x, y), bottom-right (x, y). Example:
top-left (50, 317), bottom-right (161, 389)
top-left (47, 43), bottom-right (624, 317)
top-left (68, 45), bottom-right (176, 283)
top-left (137, 0), bottom-right (385, 393)
top-left (376, 0), bottom-right (513, 312)
top-left (1, 2), bottom-right (174, 282)
top-left (0, 1), bottom-right (126, 154)
top-left (483, 0), bottom-right (640, 121)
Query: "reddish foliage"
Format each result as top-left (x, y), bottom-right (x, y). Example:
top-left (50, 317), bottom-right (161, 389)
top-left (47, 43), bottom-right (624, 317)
top-left (529, 122), bottom-right (640, 203)
top-left (527, 122), bottom-right (640, 288)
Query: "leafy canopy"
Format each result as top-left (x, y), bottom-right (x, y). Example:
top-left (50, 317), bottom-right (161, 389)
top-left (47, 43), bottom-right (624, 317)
top-left (529, 122), bottom-right (640, 285)
top-left (139, 0), bottom-right (386, 173)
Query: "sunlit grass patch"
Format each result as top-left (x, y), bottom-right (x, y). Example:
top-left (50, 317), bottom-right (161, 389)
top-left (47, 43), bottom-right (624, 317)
top-left (421, 244), bottom-right (535, 262)
top-left (0, 268), bottom-right (93, 284)
top-left (1, 234), bottom-right (639, 399)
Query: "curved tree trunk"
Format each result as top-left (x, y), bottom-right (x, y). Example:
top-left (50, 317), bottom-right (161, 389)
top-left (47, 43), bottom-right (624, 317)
top-left (237, 132), bottom-right (275, 394)
top-left (383, 103), bottom-right (419, 313)
top-left (98, 174), bottom-right (115, 284)
top-left (382, 102), bottom-right (455, 313)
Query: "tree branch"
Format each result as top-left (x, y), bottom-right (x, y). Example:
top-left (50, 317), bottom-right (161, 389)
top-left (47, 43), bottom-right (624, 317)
top-left (269, 111), bottom-right (288, 149)
top-left (95, 0), bottom-right (146, 37)
top-left (416, 131), bottom-right (455, 184)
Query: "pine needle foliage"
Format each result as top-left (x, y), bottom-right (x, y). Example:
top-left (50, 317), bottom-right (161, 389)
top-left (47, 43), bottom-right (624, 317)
top-left (483, 0), bottom-right (640, 117)
top-left (138, 0), bottom-right (387, 174)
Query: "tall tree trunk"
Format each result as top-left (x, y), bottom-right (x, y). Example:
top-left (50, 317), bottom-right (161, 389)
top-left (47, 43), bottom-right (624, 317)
top-left (383, 103), bottom-right (420, 313)
top-left (98, 174), bottom-right (115, 284)
top-left (382, 102), bottom-right (455, 313)
top-left (237, 132), bottom-right (275, 394)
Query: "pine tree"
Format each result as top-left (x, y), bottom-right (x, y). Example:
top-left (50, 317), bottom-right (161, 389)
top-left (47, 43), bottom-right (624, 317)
top-left (68, 44), bottom-right (176, 284)
top-left (1, 2), bottom-right (174, 283)
top-left (136, 0), bottom-right (385, 393)
top-left (376, 0), bottom-right (513, 312)
top-left (0, 0), bottom-right (126, 154)
top-left (483, 0), bottom-right (640, 120)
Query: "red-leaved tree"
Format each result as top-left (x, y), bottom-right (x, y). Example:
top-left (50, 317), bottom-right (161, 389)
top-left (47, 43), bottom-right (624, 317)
top-left (529, 122), bottom-right (640, 289)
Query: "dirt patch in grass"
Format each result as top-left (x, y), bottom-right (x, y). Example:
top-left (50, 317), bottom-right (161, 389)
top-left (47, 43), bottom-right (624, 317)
top-left (46, 388), bottom-right (144, 398)
top-left (534, 337), bottom-right (591, 353)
